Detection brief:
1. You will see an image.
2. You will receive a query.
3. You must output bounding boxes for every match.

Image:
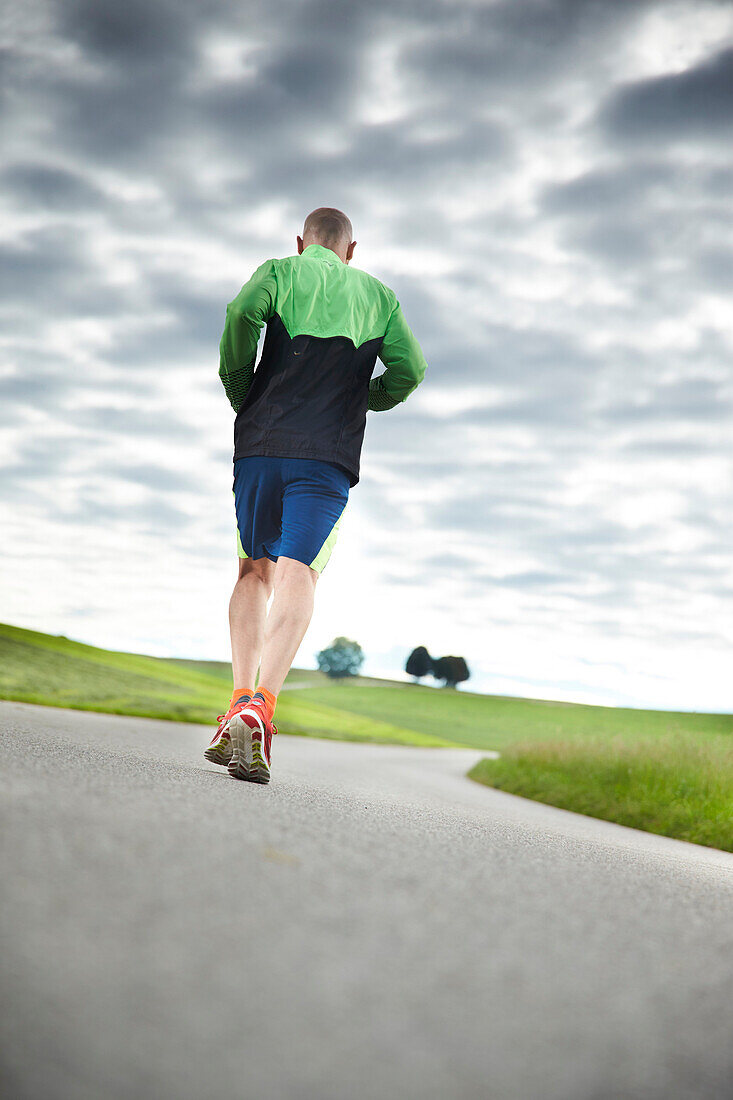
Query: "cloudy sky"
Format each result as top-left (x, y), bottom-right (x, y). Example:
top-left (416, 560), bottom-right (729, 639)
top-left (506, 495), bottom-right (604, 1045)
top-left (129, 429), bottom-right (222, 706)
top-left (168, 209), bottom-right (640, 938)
top-left (2, 0), bottom-right (732, 711)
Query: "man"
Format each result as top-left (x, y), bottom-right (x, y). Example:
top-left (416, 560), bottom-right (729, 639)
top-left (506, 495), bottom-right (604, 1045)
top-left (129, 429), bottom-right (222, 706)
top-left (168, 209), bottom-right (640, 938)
top-left (205, 207), bottom-right (427, 783)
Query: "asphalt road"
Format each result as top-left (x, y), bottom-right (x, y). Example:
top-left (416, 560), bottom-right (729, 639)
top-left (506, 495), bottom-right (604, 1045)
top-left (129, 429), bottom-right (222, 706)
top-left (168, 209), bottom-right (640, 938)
top-left (2, 700), bottom-right (732, 1100)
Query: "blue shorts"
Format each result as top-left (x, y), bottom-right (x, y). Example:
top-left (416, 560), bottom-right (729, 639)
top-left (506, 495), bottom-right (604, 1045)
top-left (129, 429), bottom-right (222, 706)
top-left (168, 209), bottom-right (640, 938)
top-left (233, 456), bottom-right (350, 574)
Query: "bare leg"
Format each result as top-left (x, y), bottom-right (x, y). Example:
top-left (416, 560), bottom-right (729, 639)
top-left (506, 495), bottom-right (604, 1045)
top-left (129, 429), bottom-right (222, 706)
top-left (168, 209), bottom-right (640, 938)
top-left (229, 557), bottom-right (276, 689)
top-left (258, 555), bottom-right (318, 695)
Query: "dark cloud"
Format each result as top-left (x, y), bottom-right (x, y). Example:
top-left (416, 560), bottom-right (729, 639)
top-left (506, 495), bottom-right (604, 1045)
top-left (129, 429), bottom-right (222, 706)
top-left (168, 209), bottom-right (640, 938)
top-left (428, 489), bottom-right (556, 535)
top-left (621, 438), bottom-right (712, 458)
top-left (704, 165), bottom-right (733, 197)
top-left (1, 435), bottom-right (81, 491)
top-left (542, 163), bottom-right (676, 217)
top-left (455, 394), bottom-right (588, 430)
top-left (0, 228), bottom-right (89, 300)
top-left (601, 379), bottom-right (730, 425)
top-left (101, 283), bottom-right (226, 368)
top-left (539, 159), bottom-right (728, 273)
top-left (196, 118), bottom-right (511, 225)
top-left (540, 164), bottom-right (670, 268)
top-left (0, 368), bottom-right (71, 410)
top-left (492, 569), bottom-right (571, 589)
top-left (600, 46), bottom-right (733, 144)
top-left (73, 406), bottom-right (206, 442)
top-left (696, 247), bottom-right (733, 290)
top-left (403, 0), bottom-right (652, 96)
top-left (2, 163), bottom-right (106, 213)
top-left (59, 0), bottom-right (192, 61)
top-left (57, 491), bottom-right (193, 534)
top-left (97, 461), bottom-right (206, 493)
top-left (0, 226), bottom-right (138, 321)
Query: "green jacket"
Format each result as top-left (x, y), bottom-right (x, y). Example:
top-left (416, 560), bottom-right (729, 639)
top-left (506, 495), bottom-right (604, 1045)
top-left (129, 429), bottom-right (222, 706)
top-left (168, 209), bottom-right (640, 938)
top-left (219, 244), bottom-right (427, 486)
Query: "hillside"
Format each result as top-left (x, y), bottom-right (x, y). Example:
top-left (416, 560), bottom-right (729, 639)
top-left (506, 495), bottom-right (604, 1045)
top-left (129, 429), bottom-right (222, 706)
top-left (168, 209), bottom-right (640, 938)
top-left (0, 622), bottom-right (447, 747)
top-left (2, 621), bottom-right (731, 751)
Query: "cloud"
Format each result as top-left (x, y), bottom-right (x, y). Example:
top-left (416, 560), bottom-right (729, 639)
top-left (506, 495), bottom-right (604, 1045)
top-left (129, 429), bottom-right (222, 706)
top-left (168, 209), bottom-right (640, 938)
top-left (1, 162), bottom-right (106, 213)
top-left (541, 163), bottom-right (676, 217)
top-left (403, 0), bottom-right (654, 95)
top-left (1, 0), bottom-right (732, 709)
top-left (601, 379), bottom-right (731, 425)
top-left (600, 46), bottom-right (733, 143)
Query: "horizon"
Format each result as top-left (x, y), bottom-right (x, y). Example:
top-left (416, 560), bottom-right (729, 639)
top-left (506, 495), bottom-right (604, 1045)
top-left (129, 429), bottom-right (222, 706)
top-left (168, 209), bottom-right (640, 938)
top-left (5, 617), bottom-right (731, 717)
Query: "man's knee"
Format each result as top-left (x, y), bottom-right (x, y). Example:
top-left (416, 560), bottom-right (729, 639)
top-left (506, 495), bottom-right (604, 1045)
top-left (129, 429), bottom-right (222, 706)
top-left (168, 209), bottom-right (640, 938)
top-left (276, 555), bottom-right (319, 588)
top-left (237, 556), bottom-right (276, 595)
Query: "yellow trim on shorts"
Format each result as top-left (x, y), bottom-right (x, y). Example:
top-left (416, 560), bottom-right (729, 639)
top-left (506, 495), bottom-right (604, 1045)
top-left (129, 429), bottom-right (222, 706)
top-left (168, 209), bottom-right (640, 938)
top-left (234, 488), bottom-right (248, 559)
top-left (309, 503), bottom-right (347, 574)
top-left (236, 525), bottom-right (248, 560)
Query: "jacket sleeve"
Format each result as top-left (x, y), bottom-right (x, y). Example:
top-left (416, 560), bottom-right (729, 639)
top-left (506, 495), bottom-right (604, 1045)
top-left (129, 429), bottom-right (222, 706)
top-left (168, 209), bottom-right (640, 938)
top-left (219, 259), bottom-right (277, 412)
top-left (368, 301), bottom-right (427, 412)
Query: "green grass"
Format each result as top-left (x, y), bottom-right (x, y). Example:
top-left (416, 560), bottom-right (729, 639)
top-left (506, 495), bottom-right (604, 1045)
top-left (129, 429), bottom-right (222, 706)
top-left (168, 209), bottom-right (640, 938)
top-left (469, 736), bottom-right (733, 852)
top-left (3, 620), bottom-right (733, 850)
top-left (0, 622), bottom-right (449, 747)
top-left (285, 682), bottom-right (733, 749)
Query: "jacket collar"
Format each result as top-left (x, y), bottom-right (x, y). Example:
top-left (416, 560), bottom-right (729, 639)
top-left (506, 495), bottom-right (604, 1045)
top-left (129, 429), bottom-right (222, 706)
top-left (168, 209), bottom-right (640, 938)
top-left (301, 243), bottom-right (344, 264)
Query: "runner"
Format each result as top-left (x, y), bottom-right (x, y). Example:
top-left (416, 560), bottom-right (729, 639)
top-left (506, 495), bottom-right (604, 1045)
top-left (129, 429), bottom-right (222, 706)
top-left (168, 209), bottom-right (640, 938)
top-left (205, 207), bottom-right (427, 783)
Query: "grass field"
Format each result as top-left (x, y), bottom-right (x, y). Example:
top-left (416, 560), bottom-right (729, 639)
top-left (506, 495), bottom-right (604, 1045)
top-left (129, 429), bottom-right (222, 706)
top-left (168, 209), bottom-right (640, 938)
top-left (2, 620), bottom-right (732, 850)
top-left (469, 736), bottom-right (733, 852)
top-left (282, 682), bottom-right (733, 749)
top-left (0, 622), bottom-right (450, 747)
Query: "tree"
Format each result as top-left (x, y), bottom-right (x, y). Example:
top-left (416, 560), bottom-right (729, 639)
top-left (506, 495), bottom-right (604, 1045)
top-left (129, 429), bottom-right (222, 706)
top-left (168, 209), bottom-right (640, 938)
top-left (406, 646), bottom-right (471, 688)
top-left (405, 645), bottom-right (432, 681)
top-left (432, 655), bottom-right (470, 689)
top-left (316, 636), bottom-right (365, 679)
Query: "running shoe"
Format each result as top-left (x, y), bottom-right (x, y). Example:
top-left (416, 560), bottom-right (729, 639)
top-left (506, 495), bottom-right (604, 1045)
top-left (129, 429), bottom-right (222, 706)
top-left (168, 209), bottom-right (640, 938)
top-left (227, 691), bottom-right (278, 784)
top-left (203, 693), bottom-right (252, 767)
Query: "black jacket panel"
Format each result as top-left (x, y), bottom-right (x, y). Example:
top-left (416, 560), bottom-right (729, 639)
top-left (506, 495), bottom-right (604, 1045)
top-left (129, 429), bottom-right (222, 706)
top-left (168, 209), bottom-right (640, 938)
top-left (234, 312), bottom-right (383, 487)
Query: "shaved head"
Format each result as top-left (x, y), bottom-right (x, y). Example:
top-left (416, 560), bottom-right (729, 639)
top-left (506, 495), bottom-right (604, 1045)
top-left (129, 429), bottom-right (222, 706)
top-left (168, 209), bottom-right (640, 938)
top-left (302, 207), bottom-right (353, 249)
top-left (298, 207), bottom-right (356, 264)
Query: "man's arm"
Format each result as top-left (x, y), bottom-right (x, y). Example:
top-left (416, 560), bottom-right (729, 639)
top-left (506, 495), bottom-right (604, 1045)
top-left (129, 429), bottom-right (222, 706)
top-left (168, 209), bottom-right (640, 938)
top-left (219, 259), bottom-right (277, 412)
top-left (368, 301), bottom-right (427, 412)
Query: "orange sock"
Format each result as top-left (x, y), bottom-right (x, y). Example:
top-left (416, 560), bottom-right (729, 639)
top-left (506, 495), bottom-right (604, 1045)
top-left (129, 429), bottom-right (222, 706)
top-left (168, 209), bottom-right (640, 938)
top-left (253, 686), bottom-right (277, 720)
top-left (230, 686), bottom-right (254, 709)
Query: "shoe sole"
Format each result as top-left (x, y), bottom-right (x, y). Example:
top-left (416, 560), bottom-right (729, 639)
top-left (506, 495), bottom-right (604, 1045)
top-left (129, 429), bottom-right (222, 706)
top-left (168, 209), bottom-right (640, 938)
top-left (227, 715), bottom-right (271, 784)
top-left (204, 739), bottom-right (232, 767)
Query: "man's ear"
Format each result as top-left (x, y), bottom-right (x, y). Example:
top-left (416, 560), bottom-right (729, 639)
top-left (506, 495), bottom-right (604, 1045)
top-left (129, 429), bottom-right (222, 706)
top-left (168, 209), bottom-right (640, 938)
top-left (297, 236), bottom-right (304, 254)
top-left (346, 240), bottom-right (356, 264)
